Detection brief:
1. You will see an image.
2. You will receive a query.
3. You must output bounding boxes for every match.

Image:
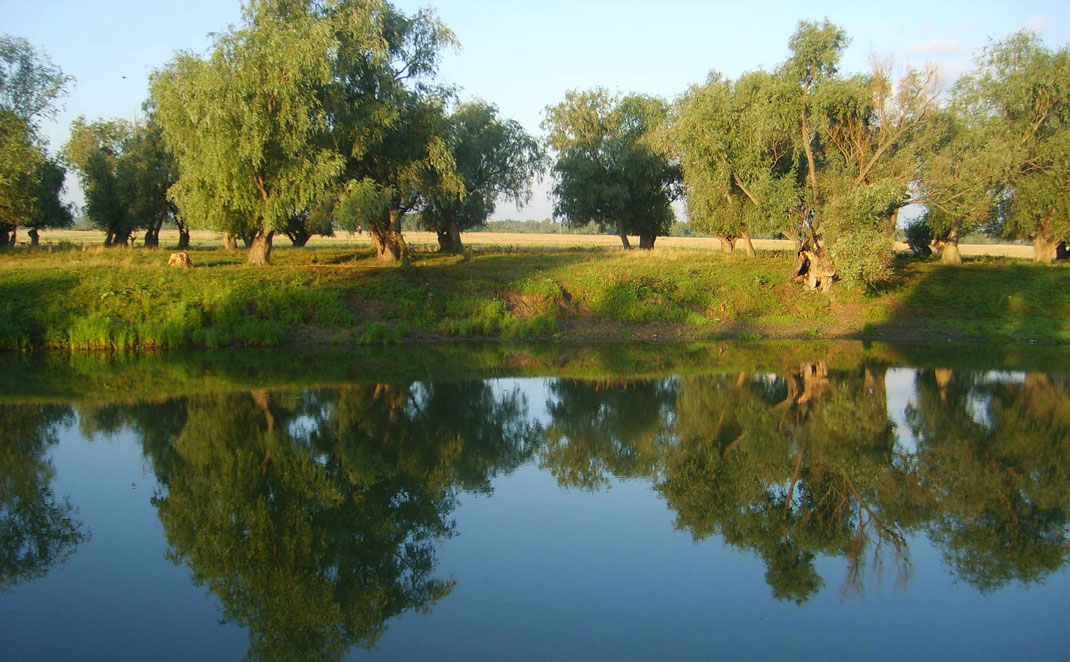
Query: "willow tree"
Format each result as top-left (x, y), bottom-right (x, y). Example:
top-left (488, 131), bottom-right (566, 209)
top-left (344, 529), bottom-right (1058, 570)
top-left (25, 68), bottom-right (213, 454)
top-left (668, 70), bottom-right (798, 255)
top-left (63, 118), bottom-right (140, 246)
top-left (0, 112), bottom-right (41, 245)
top-left (543, 89), bottom-right (681, 249)
top-left (151, 1), bottom-right (352, 264)
top-left (0, 35), bottom-right (72, 247)
top-left (323, 2), bottom-right (461, 263)
top-left (333, 92), bottom-right (462, 263)
top-left (781, 21), bottom-right (939, 289)
top-left (419, 101), bottom-right (544, 253)
top-left (953, 32), bottom-right (1070, 262)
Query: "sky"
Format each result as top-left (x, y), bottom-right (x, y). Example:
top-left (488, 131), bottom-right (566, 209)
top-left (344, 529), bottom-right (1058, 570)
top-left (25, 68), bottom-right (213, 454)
top-left (4, 0), bottom-right (1068, 220)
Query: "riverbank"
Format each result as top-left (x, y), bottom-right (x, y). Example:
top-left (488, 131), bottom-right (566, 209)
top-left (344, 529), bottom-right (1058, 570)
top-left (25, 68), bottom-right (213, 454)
top-left (1, 243), bottom-right (1068, 352)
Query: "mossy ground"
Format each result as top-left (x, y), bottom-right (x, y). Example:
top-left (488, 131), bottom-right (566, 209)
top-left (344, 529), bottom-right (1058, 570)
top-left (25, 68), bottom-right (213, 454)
top-left (1, 242), bottom-right (1068, 352)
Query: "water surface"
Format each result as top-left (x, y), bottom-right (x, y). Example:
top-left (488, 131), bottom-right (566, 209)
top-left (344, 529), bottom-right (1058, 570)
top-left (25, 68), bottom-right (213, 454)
top-left (1, 343), bottom-right (1068, 660)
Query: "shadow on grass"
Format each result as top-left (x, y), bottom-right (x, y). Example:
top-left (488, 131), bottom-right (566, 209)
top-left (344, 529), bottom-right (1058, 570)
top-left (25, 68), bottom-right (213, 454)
top-left (870, 256), bottom-right (1070, 344)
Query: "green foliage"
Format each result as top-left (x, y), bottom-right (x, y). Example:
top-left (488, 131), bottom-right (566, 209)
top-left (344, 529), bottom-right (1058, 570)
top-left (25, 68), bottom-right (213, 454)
top-left (0, 112), bottom-right (42, 233)
top-left (150, 2), bottom-right (347, 244)
top-left (543, 89), bottom-right (681, 247)
top-left (63, 118), bottom-right (141, 244)
top-left (0, 34), bottom-right (73, 132)
top-left (667, 70), bottom-right (797, 242)
top-left (957, 32), bottom-right (1070, 252)
top-left (419, 101), bottom-right (545, 248)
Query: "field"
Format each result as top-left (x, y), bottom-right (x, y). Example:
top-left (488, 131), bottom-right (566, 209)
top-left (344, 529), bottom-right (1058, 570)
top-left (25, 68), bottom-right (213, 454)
top-left (1, 229), bottom-right (1066, 352)
top-left (24, 228), bottom-right (1038, 259)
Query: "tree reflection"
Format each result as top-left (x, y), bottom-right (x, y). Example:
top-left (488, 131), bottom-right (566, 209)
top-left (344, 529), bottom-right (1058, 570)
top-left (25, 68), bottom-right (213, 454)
top-left (908, 370), bottom-right (1070, 592)
top-left (657, 364), bottom-right (921, 603)
top-left (144, 380), bottom-right (538, 661)
top-left (0, 403), bottom-right (87, 591)
top-left (539, 378), bottom-right (676, 489)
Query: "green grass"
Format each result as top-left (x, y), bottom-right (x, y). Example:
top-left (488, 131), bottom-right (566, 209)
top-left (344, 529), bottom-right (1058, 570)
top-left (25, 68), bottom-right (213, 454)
top-left (0, 244), bottom-right (1068, 352)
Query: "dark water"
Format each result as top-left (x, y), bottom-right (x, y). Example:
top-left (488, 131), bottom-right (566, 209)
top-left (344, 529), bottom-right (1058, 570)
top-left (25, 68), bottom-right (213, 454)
top-left (1, 344), bottom-right (1068, 661)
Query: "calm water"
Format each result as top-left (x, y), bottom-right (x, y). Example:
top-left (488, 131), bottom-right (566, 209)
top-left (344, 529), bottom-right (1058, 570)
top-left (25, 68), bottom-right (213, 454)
top-left (1, 344), bottom-right (1068, 660)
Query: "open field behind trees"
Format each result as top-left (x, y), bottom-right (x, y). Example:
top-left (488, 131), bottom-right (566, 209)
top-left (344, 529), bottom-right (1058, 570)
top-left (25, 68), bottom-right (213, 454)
top-left (25, 228), bottom-right (1037, 258)
top-left (1, 242), bottom-right (1067, 352)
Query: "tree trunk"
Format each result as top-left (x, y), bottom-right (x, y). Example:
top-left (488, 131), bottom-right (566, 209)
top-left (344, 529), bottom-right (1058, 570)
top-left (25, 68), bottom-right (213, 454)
top-left (792, 246), bottom-right (836, 292)
top-left (111, 231), bottom-right (130, 247)
top-left (241, 232), bottom-right (255, 249)
top-left (1, 225), bottom-right (14, 247)
top-left (717, 235), bottom-right (736, 253)
top-left (616, 223), bottom-right (631, 249)
top-left (436, 219), bottom-right (464, 253)
top-left (1056, 241), bottom-right (1069, 261)
top-left (144, 220), bottom-right (163, 248)
top-left (248, 230), bottom-right (274, 265)
top-left (741, 232), bottom-right (756, 257)
top-left (372, 210), bottom-right (408, 263)
top-left (449, 218), bottom-right (463, 253)
top-left (286, 227), bottom-right (311, 247)
top-left (104, 231), bottom-right (114, 247)
top-left (638, 234), bottom-right (656, 249)
top-left (1034, 233), bottom-right (1058, 263)
top-left (177, 228), bottom-right (190, 250)
top-left (937, 227), bottom-right (961, 264)
top-left (28, 228), bottom-right (40, 247)
top-left (223, 233), bottom-right (237, 250)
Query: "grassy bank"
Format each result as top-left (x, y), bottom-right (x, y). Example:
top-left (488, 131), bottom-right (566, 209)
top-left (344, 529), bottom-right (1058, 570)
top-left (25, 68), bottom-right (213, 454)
top-left (1, 243), bottom-right (1069, 352)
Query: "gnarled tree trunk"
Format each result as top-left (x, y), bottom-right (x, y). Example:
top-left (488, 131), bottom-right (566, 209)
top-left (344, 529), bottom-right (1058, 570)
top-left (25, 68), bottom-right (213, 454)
top-left (372, 209), bottom-right (408, 263)
top-left (792, 244), bottom-right (836, 292)
top-left (717, 235), bottom-right (737, 253)
top-left (638, 233), bottom-right (656, 249)
top-left (1056, 241), bottom-right (1069, 261)
top-left (248, 230), bottom-right (274, 265)
top-left (616, 222), bottom-right (631, 249)
top-left (437, 218), bottom-right (463, 253)
top-left (1034, 233), bottom-right (1058, 263)
top-left (28, 228), bottom-right (40, 247)
top-left (223, 233), bottom-right (237, 250)
top-left (286, 226), bottom-right (311, 247)
top-left (741, 232), bottom-right (756, 257)
top-left (144, 220), bottom-right (163, 248)
top-left (1, 225), bottom-right (15, 247)
top-left (177, 227), bottom-right (190, 250)
top-left (935, 227), bottom-right (961, 264)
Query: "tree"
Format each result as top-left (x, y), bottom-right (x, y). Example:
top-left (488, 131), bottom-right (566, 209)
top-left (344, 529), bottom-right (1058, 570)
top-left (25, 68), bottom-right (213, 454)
top-left (0, 112), bottom-right (41, 245)
top-left (419, 101), bottom-right (544, 253)
top-left (63, 118), bottom-right (139, 246)
top-left (325, 2), bottom-right (461, 263)
top-left (543, 89), bottom-right (681, 249)
top-left (781, 21), bottom-right (939, 289)
top-left (333, 91), bottom-right (462, 263)
top-left (913, 106), bottom-right (999, 263)
top-left (24, 156), bottom-right (73, 246)
top-left (0, 34), bottom-right (72, 132)
top-left (118, 116), bottom-right (182, 248)
top-left (956, 32), bottom-right (1070, 262)
top-left (0, 35), bottom-right (72, 247)
top-left (668, 71), bottom-right (798, 255)
top-left (151, 1), bottom-right (349, 264)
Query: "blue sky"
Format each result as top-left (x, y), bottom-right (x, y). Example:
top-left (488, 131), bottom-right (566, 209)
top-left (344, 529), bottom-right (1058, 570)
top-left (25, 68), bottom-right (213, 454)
top-left (4, 0), bottom-right (1068, 220)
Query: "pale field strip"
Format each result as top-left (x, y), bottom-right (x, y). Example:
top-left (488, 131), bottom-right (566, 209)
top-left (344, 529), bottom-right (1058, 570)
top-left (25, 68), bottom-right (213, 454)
top-left (29, 229), bottom-right (1036, 259)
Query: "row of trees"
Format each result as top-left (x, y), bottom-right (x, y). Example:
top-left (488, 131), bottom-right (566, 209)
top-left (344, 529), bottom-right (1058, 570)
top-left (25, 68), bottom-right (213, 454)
top-left (661, 21), bottom-right (1069, 289)
top-left (2, 13), bottom-right (1067, 286)
top-left (5, 362), bottom-right (1068, 658)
